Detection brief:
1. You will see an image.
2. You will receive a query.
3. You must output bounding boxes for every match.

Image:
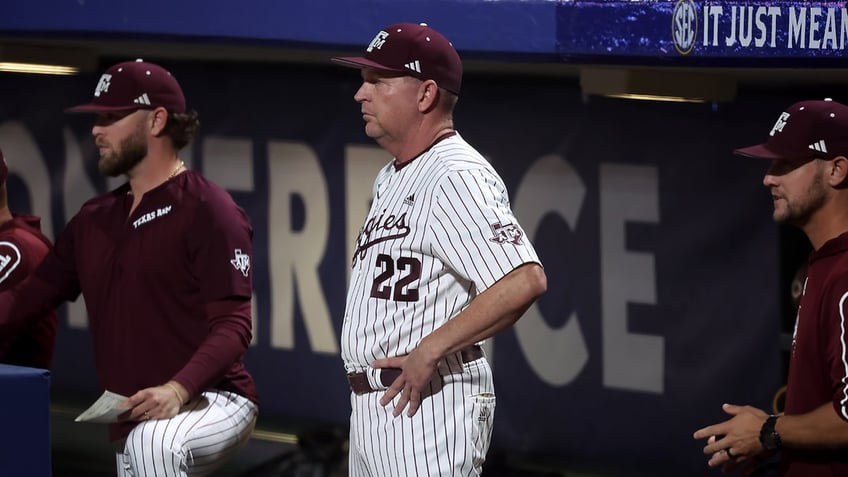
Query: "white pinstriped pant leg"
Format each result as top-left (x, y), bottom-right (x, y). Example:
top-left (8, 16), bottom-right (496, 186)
top-left (349, 358), bottom-right (495, 477)
top-left (347, 391), bottom-right (374, 477)
top-left (116, 390), bottom-right (258, 477)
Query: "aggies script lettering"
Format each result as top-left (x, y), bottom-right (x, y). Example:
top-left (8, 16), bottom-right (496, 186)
top-left (353, 209), bottom-right (421, 303)
top-left (353, 209), bottom-right (410, 265)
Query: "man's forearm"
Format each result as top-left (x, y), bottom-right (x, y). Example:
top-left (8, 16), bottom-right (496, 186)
top-left (171, 298), bottom-right (252, 398)
top-left (778, 403), bottom-right (848, 449)
top-left (420, 262), bottom-right (546, 359)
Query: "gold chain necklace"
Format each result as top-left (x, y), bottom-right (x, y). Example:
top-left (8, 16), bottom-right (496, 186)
top-left (168, 159), bottom-right (185, 180)
top-left (127, 160), bottom-right (186, 196)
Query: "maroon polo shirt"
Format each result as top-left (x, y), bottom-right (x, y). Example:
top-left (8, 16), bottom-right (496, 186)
top-left (782, 231), bottom-right (848, 475)
top-left (0, 214), bottom-right (56, 369)
top-left (2, 170), bottom-right (258, 440)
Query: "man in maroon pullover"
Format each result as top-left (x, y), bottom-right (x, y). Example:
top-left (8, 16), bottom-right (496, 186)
top-left (695, 99), bottom-right (848, 476)
top-left (0, 59), bottom-right (259, 476)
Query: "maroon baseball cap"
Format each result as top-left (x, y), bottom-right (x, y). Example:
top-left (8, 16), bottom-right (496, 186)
top-left (0, 149), bottom-right (7, 184)
top-left (66, 59), bottom-right (186, 114)
top-left (332, 22), bottom-right (463, 95)
top-left (735, 98), bottom-right (848, 162)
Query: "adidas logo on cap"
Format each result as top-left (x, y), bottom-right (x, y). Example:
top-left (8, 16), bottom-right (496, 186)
top-left (404, 61), bottom-right (421, 73)
top-left (134, 93), bottom-right (151, 106)
top-left (808, 139), bottom-right (828, 153)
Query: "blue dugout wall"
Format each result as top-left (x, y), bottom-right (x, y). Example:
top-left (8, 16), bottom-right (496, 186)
top-left (2, 1), bottom-right (844, 475)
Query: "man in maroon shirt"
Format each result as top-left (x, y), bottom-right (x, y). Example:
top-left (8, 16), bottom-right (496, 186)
top-left (0, 148), bottom-right (56, 369)
top-left (0, 59), bottom-right (259, 476)
top-left (694, 99), bottom-right (848, 476)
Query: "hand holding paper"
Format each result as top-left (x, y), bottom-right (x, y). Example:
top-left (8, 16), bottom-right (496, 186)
top-left (74, 390), bottom-right (130, 423)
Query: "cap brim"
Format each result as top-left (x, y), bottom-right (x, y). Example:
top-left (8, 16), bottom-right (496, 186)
top-left (65, 103), bottom-right (144, 114)
top-left (734, 143), bottom-right (813, 162)
top-left (331, 56), bottom-right (407, 74)
top-left (733, 143), bottom-right (781, 159)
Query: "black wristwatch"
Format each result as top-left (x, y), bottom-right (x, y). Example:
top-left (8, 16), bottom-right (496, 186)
top-left (759, 414), bottom-right (782, 451)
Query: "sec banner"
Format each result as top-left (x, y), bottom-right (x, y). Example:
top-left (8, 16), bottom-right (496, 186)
top-left (558, 0), bottom-right (848, 63)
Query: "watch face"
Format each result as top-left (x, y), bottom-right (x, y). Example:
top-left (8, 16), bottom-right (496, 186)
top-left (760, 416), bottom-right (781, 450)
top-left (762, 432), bottom-right (778, 450)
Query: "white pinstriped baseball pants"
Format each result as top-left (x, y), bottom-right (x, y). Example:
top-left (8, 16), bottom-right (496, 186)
top-left (348, 357), bottom-right (496, 477)
top-left (115, 390), bottom-right (258, 477)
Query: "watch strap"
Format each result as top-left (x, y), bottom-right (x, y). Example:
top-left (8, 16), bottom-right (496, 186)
top-left (759, 414), bottom-right (782, 450)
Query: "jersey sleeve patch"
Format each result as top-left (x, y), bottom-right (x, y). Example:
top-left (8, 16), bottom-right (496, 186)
top-left (230, 248), bottom-right (251, 277)
top-left (0, 241), bottom-right (23, 285)
top-left (488, 222), bottom-right (524, 246)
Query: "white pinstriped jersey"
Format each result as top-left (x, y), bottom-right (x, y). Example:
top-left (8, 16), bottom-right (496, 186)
top-left (341, 133), bottom-right (540, 371)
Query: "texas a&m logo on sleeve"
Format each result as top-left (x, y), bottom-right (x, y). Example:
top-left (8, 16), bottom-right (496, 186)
top-left (489, 222), bottom-right (524, 246)
top-left (230, 249), bottom-right (250, 277)
top-left (0, 241), bottom-right (22, 284)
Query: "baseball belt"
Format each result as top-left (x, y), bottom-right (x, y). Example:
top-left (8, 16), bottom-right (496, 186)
top-left (346, 344), bottom-right (484, 395)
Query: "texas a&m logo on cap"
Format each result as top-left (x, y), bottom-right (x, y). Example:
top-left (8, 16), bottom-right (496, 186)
top-left (769, 112), bottom-right (790, 137)
top-left (93, 74), bottom-right (112, 98)
top-left (366, 30), bottom-right (390, 52)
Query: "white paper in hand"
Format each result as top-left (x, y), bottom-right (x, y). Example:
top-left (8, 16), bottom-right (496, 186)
top-left (75, 390), bottom-right (130, 423)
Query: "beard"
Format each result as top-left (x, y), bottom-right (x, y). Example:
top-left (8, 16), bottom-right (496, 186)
top-left (98, 125), bottom-right (147, 177)
top-left (775, 173), bottom-right (827, 226)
